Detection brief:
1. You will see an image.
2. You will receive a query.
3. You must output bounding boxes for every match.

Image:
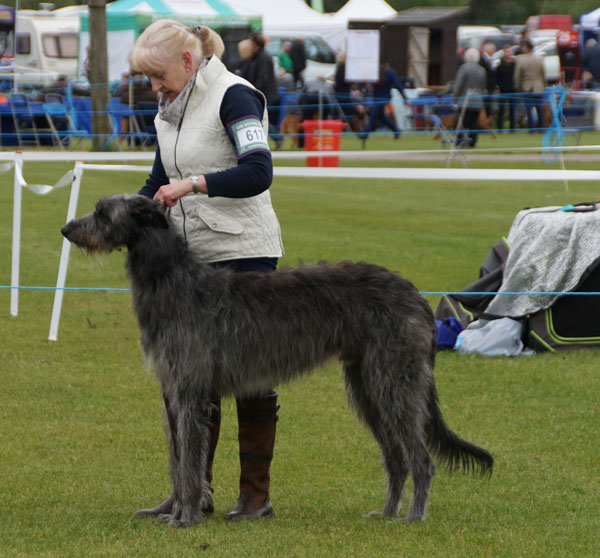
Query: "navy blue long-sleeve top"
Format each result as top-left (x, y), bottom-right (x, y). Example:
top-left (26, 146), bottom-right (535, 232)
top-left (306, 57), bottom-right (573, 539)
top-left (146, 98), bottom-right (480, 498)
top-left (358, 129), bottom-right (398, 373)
top-left (372, 68), bottom-right (407, 101)
top-left (138, 84), bottom-right (273, 199)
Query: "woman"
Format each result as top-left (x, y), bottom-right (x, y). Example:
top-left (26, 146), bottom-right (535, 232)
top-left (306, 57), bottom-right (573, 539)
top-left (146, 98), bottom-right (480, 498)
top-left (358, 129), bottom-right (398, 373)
top-left (128, 20), bottom-right (284, 521)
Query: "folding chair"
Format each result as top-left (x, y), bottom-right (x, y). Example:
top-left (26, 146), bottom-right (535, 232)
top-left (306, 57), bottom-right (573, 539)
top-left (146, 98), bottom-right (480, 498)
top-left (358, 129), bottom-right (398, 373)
top-left (42, 101), bottom-right (86, 150)
top-left (9, 92), bottom-right (40, 147)
top-left (104, 99), bottom-right (132, 150)
top-left (133, 101), bottom-right (158, 147)
top-left (428, 113), bottom-right (469, 168)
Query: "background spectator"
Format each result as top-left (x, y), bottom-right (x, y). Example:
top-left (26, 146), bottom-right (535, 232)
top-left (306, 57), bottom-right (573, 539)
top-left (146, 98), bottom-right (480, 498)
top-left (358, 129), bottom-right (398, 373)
top-left (514, 39), bottom-right (546, 131)
top-left (240, 33), bottom-right (283, 149)
top-left (451, 47), bottom-right (486, 147)
top-left (360, 63), bottom-right (407, 141)
top-left (115, 71), bottom-right (156, 106)
top-left (277, 40), bottom-right (293, 75)
top-left (582, 38), bottom-right (600, 89)
top-left (290, 37), bottom-right (307, 89)
top-left (479, 41), bottom-right (497, 120)
top-left (495, 45), bottom-right (517, 131)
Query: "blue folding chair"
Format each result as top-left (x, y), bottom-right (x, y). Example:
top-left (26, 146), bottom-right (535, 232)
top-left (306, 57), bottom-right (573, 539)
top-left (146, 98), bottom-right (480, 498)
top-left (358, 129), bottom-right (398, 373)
top-left (9, 92), bottom-right (40, 147)
top-left (42, 101), bottom-right (87, 150)
top-left (133, 101), bottom-right (158, 147)
top-left (428, 113), bottom-right (469, 168)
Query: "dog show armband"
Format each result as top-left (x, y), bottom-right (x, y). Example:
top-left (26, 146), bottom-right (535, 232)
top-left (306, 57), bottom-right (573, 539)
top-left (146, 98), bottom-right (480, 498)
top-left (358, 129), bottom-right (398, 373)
top-left (228, 116), bottom-right (270, 158)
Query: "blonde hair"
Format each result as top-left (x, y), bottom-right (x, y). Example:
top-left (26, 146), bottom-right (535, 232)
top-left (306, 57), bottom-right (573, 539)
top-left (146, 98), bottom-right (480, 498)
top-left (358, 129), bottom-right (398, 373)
top-left (129, 19), bottom-right (225, 74)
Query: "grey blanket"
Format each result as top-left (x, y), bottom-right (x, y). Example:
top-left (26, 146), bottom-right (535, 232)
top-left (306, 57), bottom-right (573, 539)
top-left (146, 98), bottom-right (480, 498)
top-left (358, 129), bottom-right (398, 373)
top-left (485, 205), bottom-right (600, 318)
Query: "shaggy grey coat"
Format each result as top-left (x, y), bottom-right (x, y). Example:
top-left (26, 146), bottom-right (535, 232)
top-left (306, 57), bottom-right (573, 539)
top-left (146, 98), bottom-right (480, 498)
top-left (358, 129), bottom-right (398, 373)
top-left (61, 194), bottom-right (493, 528)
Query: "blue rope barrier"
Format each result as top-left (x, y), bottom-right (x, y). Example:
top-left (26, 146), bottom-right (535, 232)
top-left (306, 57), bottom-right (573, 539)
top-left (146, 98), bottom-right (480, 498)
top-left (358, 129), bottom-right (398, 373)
top-left (3, 285), bottom-right (600, 296)
top-left (1, 286), bottom-right (130, 292)
top-left (542, 85), bottom-right (566, 164)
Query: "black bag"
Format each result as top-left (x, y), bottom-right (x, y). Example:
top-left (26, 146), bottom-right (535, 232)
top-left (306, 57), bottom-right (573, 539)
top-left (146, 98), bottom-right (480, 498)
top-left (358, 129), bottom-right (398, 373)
top-left (434, 238), bottom-right (509, 327)
top-left (527, 258), bottom-right (600, 352)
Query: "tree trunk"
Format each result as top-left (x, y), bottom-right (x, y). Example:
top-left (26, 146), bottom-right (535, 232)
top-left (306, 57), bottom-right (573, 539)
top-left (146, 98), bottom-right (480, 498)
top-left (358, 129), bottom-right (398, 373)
top-left (87, 0), bottom-right (110, 150)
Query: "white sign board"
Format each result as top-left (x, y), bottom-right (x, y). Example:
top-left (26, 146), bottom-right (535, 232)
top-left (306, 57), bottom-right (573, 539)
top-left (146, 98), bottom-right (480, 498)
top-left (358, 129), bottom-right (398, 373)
top-left (345, 29), bottom-right (380, 82)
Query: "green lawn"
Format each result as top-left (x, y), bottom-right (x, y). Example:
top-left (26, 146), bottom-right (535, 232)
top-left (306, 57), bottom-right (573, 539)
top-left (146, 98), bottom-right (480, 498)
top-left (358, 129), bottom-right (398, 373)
top-left (0, 135), bottom-right (599, 557)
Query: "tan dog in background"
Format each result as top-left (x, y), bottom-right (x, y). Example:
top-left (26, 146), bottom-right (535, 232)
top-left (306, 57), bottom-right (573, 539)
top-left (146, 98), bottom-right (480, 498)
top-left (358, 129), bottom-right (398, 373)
top-left (437, 109), bottom-right (497, 139)
top-left (279, 113), bottom-right (303, 148)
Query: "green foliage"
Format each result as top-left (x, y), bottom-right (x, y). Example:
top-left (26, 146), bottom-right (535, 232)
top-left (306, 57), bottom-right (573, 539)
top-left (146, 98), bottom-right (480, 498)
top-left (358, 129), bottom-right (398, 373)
top-left (326, 0), bottom-right (600, 24)
top-left (1, 134), bottom-right (599, 556)
top-left (467, 0), bottom-right (537, 24)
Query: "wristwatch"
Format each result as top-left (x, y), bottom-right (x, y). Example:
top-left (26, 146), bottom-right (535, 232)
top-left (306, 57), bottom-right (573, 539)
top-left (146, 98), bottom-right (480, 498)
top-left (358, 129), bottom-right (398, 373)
top-left (191, 175), bottom-right (199, 194)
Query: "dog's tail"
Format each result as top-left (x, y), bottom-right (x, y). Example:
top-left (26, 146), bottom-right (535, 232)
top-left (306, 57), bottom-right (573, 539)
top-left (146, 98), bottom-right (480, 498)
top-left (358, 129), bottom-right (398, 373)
top-left (425, 383), bottom-right (494, 477)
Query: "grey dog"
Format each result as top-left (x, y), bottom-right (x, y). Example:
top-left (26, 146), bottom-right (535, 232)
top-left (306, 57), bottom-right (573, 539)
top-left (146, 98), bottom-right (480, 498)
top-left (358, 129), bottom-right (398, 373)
top-left (61, 194), bottom-right (493, 528)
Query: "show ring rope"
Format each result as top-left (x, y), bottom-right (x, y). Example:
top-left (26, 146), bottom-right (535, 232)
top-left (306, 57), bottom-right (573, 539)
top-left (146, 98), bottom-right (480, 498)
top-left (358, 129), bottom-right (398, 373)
top-left (4, 149), bottom-right (600, 341)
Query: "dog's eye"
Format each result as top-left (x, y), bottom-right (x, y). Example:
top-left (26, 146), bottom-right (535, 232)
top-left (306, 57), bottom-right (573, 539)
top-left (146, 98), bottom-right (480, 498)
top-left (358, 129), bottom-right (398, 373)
top-left (95, 208), bottom-right (109, 222)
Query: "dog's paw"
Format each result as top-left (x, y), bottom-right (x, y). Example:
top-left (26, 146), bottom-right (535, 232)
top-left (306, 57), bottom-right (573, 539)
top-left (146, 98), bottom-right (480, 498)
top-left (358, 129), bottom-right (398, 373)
top-left (159, 508), bottom-right (201, 528)
top-left (365, 510), bottom-right (386, 519)
top-left (365, 509), bottom-right (399, 519)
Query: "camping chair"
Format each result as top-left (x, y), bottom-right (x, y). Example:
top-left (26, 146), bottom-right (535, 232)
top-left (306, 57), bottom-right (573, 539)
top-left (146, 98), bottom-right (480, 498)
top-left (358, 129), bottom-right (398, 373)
top-left (428, 113), bottom-right (469, 168)
top-left (44, 93), bottom-right (64, 105)
top-left (133, 101), bottom-right (158, 147)
top-left (8, 92), bottom-right (40, 147)
top-left (42, 101), bottom-right (86, 150)
top-left (105, 99), bottom-right (135, 150)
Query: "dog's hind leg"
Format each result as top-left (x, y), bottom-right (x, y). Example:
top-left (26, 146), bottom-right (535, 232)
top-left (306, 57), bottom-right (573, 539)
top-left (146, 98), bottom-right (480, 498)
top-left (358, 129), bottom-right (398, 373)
top-left (343, 361), bottom-right (409, 518)
top-left (367, 430), bottom-right (409, 518)
top-left (379, 378), bottom-right (436, 521)
top-left (360, 349), bottom-right (436, 521)
top-left (402, 435), bottom-right (435, 521)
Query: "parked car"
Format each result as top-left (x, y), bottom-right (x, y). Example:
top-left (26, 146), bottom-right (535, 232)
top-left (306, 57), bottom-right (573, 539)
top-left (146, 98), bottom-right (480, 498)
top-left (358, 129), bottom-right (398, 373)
top-left (462, 32), bottom-right (518, 54)
top-left (264, 31), bottom-right (337, 87)
top-left (457, 25), bottom-right (506, 57)
top-left (534, 40), bottom-right (561, 83)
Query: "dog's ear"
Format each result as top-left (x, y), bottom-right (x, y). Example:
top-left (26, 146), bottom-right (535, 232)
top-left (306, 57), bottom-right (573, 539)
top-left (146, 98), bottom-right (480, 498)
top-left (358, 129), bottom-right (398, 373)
top-left (130, 198), bottom-right (169, 229)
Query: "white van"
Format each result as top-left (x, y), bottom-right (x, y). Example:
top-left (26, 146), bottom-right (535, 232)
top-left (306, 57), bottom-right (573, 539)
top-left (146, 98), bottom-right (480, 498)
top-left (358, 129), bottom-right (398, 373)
top-left (14, 11), bottom-right (79, 85)
top-left (264, 31), bottom-right (337, 87)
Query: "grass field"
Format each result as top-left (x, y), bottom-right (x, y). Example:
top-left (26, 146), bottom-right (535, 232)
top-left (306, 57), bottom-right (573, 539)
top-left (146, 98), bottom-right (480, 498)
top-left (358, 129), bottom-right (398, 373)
top-left (1, 132), bottom-right (599, 557)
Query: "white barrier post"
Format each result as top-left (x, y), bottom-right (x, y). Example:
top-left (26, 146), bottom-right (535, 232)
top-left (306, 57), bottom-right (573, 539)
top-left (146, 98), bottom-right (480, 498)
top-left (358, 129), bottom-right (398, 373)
top-left (10, 152), bottom-right (23, 317)
top-left (48, 161), bottom-right (84, 342)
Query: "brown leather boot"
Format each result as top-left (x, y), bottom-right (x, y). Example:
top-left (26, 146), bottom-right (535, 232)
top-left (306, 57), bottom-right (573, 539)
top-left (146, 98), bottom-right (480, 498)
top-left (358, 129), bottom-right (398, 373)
top-left (135, 399), bottom-right (221, 518)
top-left (225, 392), bottom-right (279, 521)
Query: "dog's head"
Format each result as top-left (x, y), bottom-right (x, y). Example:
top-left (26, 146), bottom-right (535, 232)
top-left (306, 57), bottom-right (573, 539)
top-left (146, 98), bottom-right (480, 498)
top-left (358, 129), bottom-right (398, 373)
top-left (61, 194), bottom-right (168, 253)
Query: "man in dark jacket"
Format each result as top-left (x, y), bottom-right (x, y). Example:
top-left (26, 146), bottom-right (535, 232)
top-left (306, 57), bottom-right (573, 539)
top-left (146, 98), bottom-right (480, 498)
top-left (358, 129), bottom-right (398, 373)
top-left (495, 45), bottom-right (517, 131)
top-left (290, 37), bottom-right (307, 89)
top-left (479, 42), bottom-right (496, 120)
top-left (583, 38), bottom-right (600, 88)
top-left (243, 33), bottom-right (283, 148)
top-left (360, 64), bottom-right (408, 140)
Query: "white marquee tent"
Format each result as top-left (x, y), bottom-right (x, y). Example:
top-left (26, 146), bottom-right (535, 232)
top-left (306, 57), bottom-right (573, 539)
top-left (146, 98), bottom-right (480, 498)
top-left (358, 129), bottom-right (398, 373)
top-left (74, 0), bottom-right (397, 79)
top-left (580, 7), bottom-right (600, 29)
top-left (324, 0), bottom-right (396, 50)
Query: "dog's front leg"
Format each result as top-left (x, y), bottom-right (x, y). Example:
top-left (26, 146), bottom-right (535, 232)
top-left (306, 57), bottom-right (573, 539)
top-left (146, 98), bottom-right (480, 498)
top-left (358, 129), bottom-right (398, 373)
top-left (162, 393), bottom-right (210, 528)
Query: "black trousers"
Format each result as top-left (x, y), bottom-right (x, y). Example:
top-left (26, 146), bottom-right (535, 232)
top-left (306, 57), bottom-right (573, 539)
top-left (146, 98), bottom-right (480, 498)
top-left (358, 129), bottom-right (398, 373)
top-left (456, 109), bottom-right (480, 147)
